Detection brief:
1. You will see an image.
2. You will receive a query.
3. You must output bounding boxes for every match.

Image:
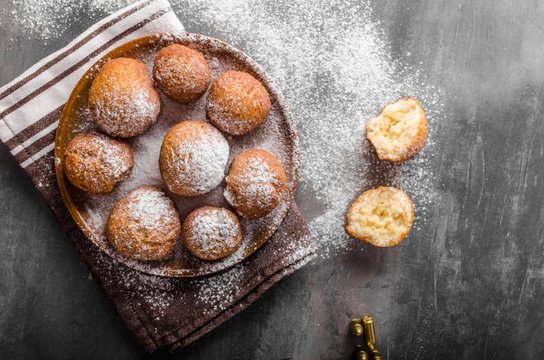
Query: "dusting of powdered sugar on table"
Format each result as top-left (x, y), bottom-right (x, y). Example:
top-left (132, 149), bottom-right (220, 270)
top-left (175, 0), bottom-right (447, 257)
top-left (5, 0), bottom-right (134, 42)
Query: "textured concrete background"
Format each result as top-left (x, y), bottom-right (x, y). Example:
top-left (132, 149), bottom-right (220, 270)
top-left (2, 0), bottom-right (544, 359)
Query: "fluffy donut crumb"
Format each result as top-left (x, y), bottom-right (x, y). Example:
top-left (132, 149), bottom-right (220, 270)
top-left (366, 98), bottom-right (427, 162)
top-left (345, 186), bottom-right (414, 247)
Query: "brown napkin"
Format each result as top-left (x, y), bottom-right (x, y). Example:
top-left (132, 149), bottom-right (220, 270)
top-left (0, 0), bottom-right (317, 352)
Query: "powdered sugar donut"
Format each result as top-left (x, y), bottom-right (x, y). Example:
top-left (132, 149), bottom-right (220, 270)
top-left (89, 57), bottom-right (160, 138)
top-left (153, 44), bottom-right (211, 103)
top-left (206, 70), bottom-right (271, 135)
top-left (107, 186), bottom-right (181, 261)
top-left (224, 148), bottom-right (286, 219)
top-left (182, 206), bottom-right (243, 261)
top-left (64, 132), bottom-right (133, 194)
top-left (159, 120), bottom-right (230, 196)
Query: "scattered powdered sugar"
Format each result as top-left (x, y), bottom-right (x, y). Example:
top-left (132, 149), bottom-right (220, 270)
top-left (92, 250), bottom-right (177, 319)
top-left (176, 0), bottom-right (446, 257)
top-left (96, 251), bottom-right (175, 293)
top-left (192, 264), bottom-right (248, 314)
top-left (5, 0), bottom-right (133, 43)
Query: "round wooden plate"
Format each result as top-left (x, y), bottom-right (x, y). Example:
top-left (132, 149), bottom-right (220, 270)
top-left (54, 33), bottom-right (300, 277)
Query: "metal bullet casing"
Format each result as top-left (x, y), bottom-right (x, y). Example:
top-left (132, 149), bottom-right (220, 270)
top-left (362, 316), bottom-right (376, 350)
top-left (354, 345), bottom-right (368, 360)
top-left (351, 315), bottom-right (380, 360)
top-left (355, 350), bottom-right (369, 360)
top-left (370, 349), bottom-right (381, 360)
top-left (350, 319), bottom-right (364, 337)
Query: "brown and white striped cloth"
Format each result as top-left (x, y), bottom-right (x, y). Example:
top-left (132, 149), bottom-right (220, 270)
top-left (0, 0), bottom-right (317, 352)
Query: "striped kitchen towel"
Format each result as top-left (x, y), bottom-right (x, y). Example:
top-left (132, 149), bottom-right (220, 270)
top-left (0, 0), bottom-right (317, 352)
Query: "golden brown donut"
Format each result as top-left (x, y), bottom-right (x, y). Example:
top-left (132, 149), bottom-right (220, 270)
top-left (159, 120), bottom-right (230, 196)
top-left (206, 70), bottom-right (271, 135)
top-left (224, 148), bottom-right (286, 219)
top-left (64, 132), bottom-right (133, 194)
top-left (345, 186), bottom-right (414, 247)
top-left (366, 98), bottom-right (427, 162)
top-left (89, 57), bottom-right (160, 138)
top-left (153, 44), bottom-right (211, 103)
top-left (107, 186), bottom-right (181, 261)
top-left (182, 206), bottom-right (243, 261)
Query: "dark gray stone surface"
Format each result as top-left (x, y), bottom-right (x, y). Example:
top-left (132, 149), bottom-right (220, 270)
top-left (2, 1), bottom-right (544, 359)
